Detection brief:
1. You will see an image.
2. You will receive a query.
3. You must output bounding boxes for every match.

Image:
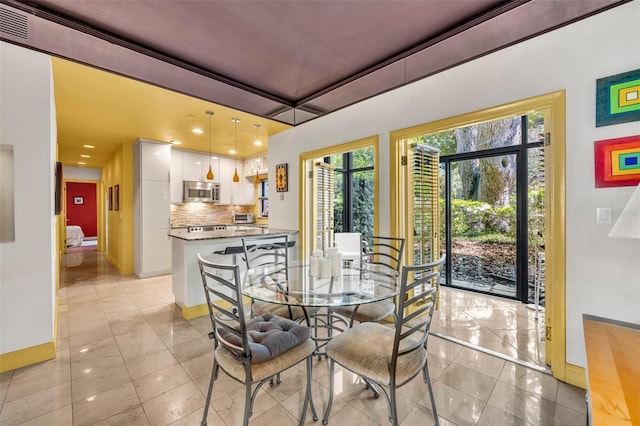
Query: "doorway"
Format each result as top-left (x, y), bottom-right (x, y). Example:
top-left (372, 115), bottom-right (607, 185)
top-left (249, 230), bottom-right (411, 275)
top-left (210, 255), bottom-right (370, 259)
top-left (298, 136), bottom-right (379, 258)
top-left (65, 181), bottom-right (99, 251)
top-left (390, 91), bottom-right (567, 378)
top-left (438, 115), bottom-right (546, 305)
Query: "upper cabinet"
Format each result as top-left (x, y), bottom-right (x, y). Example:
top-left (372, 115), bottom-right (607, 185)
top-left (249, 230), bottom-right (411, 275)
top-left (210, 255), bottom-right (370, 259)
top-left (243, 154), bottom-right (268, 181)
top-left (171, 148), bottom-right (254, 205)
top-left (219, 156), bottom-right (253, 205)
top-left (182, 151), bottom-right (219, 183)
top-left (139, 138), bottom-right (170, 182)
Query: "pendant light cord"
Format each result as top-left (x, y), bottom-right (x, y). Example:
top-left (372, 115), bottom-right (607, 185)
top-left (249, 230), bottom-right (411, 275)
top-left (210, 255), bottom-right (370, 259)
top-left (205, 111), bottom-right (214, 180)
top-left (232, 118), bottom-right (240, 182)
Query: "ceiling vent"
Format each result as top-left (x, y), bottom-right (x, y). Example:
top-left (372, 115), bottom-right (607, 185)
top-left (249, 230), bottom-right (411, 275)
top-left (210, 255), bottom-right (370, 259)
top-left (0, 6), bottom-right (28, 40)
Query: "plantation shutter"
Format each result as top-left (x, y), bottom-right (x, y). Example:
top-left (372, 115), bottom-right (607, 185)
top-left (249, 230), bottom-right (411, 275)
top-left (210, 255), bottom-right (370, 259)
top-left (409, 143), bottom-right (440, 265)
top-left (312, 161), bottom-right (335, 252)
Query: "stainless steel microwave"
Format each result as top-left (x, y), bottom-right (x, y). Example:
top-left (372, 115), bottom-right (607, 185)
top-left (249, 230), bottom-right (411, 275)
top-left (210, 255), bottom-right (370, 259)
top-left (183, 181), bottom-right (220, 203)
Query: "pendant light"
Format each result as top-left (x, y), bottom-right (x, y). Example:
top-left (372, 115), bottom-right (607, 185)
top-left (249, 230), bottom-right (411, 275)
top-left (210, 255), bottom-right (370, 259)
top-left (205, 110), bottom-right (214, 180)
top-left (231, 118), bottom-right (240, 182)
top-left (253, 124), bottom-right (262, 184)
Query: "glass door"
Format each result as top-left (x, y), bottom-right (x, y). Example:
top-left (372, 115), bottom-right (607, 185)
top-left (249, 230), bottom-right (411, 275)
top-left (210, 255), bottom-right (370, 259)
top-left (442, 153), bottom-right (519, 299)
top-left (437, 114), bottom-right (546, 303)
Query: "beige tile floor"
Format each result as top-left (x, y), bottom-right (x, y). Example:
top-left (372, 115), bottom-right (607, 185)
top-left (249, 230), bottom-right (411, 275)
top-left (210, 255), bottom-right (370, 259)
top-left (431, 287), bottom-right (547, 368)
top-left (0, 250), bottom-right (586, 425)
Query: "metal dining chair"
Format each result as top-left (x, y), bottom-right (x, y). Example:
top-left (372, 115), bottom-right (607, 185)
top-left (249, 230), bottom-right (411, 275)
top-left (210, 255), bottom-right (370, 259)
top-left (332, 235), bottom-right (405, 327)
top-left (322, 255), bottom-right (446, 426)
top-left (241, 234), bottom-right (309, 322)
top-left (197, 255), bottom-right (317, 426)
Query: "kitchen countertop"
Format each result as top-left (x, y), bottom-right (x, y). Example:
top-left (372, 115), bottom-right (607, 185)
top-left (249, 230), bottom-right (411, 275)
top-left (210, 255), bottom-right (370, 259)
top-left (168, 227), bottom-right (297, 241)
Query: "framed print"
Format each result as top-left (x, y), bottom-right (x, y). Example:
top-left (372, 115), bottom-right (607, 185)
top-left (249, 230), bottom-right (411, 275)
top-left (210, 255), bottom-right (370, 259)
top-left (276, 163), bottom-right (288, 192)
top-left (114, 184), bottom-right (120, 211)
top-left (73, 196), bottom-right (84, 205)
top-left (594, 135), bottom-right (640, 187)
top-left (108, 186), bottom-right (113, 210)
top-left (596, 68), bottom-right (640, 127)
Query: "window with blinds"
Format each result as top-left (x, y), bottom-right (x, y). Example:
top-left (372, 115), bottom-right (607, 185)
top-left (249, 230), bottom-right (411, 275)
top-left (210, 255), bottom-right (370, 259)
top-left (408, 143), bottom-right (440, 266)
top-left (313, 161), bottom-right (335, 251)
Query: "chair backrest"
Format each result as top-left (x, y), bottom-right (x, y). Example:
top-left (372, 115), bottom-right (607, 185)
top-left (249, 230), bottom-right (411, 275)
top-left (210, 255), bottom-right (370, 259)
top-left (197, 255), bottom-right (251, 359)
top-left (391, 255), bottom-right (446, 371)
top-left (334, 232), bottom-right (362, 258)
top-left (361, 235), bottom-right (406, 272)
top-left (242, 234), bottom-right (292, 272)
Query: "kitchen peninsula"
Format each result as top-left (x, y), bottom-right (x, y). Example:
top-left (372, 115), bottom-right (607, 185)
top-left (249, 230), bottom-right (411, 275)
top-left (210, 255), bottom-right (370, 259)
top-left (168, 226), bottom-right (298, 319)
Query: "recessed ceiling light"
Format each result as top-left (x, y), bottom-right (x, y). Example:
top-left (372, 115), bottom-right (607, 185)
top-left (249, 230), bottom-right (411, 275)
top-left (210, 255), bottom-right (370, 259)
top-left (77, 161), bottom-right (86, 165)
top-left (229, 149), bottom-right (237, 155)
top-left (83, 144), bottom-right (95, 149)
top-left (253, 141), bottom-right (263, 146)
top-left (170, 140), bottom-right (181, 145)
top-left (191, 128), bottom-right (204, 134)
top-left (210, 156), bottom-right (218, 160)
top-left (80, 155), bottom-right (91, 158)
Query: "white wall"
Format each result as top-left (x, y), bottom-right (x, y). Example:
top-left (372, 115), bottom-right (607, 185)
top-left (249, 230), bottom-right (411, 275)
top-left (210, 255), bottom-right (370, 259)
top-left (64, 166), bottom-right (101, 181)
top-left (0, 43), bottom-right (56, 354)
top-left (269, 2), bottom-right (640, 368)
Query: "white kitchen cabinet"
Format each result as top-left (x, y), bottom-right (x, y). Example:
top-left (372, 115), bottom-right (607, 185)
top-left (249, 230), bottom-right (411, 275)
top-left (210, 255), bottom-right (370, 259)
top-left (181, 151), bottom-right (206, 182)
top-left (171, 149), bottom-right (220, 202)
top-left (243, 154), bottom-right (268, 182)
top-left (170, 149), bottom-right (183, 203)
top-left (141, 228), bottom-right (172, 276)
top-left (219, 156), bottom-right (235, 204)
top-left (218, 156), bottom-right (255, 205)
top-left (186, 151), bottom-right (219, 183)
top-left (139, 138), bottom-right (171, 182)
top-left (133, 139), bottom-right (171, 278)
top-left (142, 180), bottom-right (170, 228)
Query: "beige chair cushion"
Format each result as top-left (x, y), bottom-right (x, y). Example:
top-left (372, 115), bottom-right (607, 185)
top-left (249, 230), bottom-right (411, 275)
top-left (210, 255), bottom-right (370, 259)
top-left (217, 312), bottom-right (310, 363)
top-left (252, 301), bottom-right (319, 321)
top-left (216, 338), bottom-right (315, 382)
top-left (332, 300), bottom-right (395, 323)
top-left (325, 322), bottom-right (426, 385)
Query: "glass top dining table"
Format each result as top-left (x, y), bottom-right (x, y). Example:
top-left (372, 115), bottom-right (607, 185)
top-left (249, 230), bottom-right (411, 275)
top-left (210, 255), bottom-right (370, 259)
top-left (242, 261), bottom-right (400, 308)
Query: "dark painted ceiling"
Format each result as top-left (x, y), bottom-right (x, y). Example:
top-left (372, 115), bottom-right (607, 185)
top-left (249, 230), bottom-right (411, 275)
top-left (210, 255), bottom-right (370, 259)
top-left (0, 0), bottom-right (629, 125)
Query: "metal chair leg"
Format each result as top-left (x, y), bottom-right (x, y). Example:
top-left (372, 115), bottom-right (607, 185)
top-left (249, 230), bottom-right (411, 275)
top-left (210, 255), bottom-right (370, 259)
top-left (242, 381), bottom-right (252, 426)
top-left (322, 360), bottom-right (336, 425)
top-left (302, 355), bottom-right (318, 423)
top-left (389, 386), bottom-right (399, 426)
top-left (201, 357), bottom-right (218, 426)
top-left (423, 360), bottom-right (439, 425)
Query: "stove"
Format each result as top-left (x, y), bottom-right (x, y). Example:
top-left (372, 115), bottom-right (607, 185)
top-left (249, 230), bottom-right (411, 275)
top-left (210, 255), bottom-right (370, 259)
top-left (187, 225), bottom-right (227, 232)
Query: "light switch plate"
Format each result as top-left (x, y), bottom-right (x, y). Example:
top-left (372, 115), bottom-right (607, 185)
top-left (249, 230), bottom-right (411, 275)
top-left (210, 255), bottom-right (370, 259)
top-left (596, 207), bottom-right (612, 224)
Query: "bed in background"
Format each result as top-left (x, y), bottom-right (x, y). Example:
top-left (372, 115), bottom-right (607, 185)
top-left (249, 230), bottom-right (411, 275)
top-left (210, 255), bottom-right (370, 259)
top-left (66, 225), bottom-right (84, 248)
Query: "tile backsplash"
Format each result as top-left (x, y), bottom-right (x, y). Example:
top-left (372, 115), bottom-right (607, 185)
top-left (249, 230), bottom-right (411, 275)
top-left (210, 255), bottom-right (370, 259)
top-left (171, 203), bottom-right (254, 227)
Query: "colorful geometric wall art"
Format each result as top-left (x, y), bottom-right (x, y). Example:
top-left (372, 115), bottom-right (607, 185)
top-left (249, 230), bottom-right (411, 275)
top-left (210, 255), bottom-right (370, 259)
top-left (596, 69), bottom-right (640, 127)
top-left (594, 135), bottom-right (640, 187)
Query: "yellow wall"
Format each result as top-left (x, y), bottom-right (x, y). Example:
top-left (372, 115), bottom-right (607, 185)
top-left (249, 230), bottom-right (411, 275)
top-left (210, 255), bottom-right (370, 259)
top-left (102, 144), bottom-right (134, 274)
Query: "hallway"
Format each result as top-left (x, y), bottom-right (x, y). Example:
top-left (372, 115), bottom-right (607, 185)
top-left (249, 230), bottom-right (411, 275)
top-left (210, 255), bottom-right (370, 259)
top-left (0, 251), bottom-right (586, 425)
